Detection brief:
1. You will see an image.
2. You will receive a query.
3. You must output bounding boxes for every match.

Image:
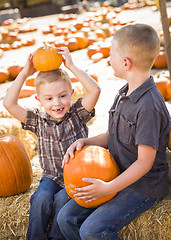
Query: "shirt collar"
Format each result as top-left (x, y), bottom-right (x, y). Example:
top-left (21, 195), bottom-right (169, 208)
top-left (119, 76), bottom-right (155, 103)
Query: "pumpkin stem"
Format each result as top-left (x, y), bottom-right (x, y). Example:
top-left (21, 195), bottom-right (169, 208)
top-left (43, 41), bottom-right (50, 50)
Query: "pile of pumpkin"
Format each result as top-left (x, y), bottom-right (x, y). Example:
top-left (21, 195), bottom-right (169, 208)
top-left (0, 17), bottom-right (36, 51)
top-left (41, 3), bottom-right (134, 63)
top-left (121, 0), bottom-right (156, 10)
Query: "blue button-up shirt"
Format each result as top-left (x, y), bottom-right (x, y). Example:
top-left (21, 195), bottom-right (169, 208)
top-left (108, 76), bottom-right (170, 198)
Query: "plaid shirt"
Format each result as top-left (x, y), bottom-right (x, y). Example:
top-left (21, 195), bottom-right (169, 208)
top-left (22, 98), bottom-right (95, 187)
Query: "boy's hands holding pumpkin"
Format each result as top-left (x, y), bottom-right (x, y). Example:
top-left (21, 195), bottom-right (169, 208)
top-left (62, 139), bottom-right (84, 168)
top-left (22, 53), bottom-right (37, 78)
top-left (58, 47), bottom-right (74, 70)
top-left (74, 178), bottom-right (111, 203)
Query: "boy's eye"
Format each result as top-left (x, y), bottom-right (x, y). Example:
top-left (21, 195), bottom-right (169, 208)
top-left (60, 94), bottom-right (66, 98)
top-left (46, 97), bottom-right (53, 101)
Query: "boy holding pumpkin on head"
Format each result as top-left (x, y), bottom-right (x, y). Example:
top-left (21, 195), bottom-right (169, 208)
top-left (3, 47), bottom-right (100, 240)
top-left (57, 24), bottom-right (170, 239)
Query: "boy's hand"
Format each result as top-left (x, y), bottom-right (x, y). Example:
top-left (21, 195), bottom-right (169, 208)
top-left (57, 47), bottom-right (74, 69)
top-left (22, 53), bottom-right (37, 77)
top-left (74, 178), bottom-right (110, 203)
top-left (62, 139), bottom-right (84, 168)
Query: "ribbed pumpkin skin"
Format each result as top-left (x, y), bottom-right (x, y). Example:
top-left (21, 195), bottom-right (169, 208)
top-left (0, 135), bottom-right (33, 197)
top-left (33, 44), bottom-right (62, 71)
top-left (64, 145), bottom-right (120, 208)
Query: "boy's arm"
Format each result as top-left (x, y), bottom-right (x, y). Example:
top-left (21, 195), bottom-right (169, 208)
top-left (74, 145), bottom-right (156, 202)
top-left (69, 65), bottom-right (101, 112)
top-left (58, 47), bottom-right (101, 112)
top-left (3, 54), bottom-right (36, 123)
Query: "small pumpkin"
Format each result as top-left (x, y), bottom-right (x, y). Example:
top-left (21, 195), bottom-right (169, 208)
top-left (90, 73), bottom-right (98, 82)
top-left (70, 74), bottom-right (98, 83)
top-left (155, 77), bottom-right (170, 100)
top-left (0, 135), bottom-right (33, 197)
top-left (33, 42), bottom-right (62, 71)
top-left (0, 68), bottom-right (10, 83)
top-left (64, 145), bottom-right (120, 208)
top-left (74, 33), bottom-right (89, 49)
top-left (91, 52), bottom-right (104, 63)
top-left (99, 42), bottom-right (111, 58)
top-left (74, 21), bottom-right (84, 30)
top-left (153, 50), bottom-right (167, 69)
top-left (19, 86), bottom-right (36, 98)
top-left (67, 37), bottom-right (79, 52)
top-left (7, 65), bottom-right (24, 80)
top-left (25, 76), bottom-right (36, 87)
top-left (87, 44), bottom-right (100, 58)
top-left (95, 29), bottom-right (106, 39)
top-left (165, 81), bottom-right (171, 100)
top-left (168, 131), bottom-right (171, 151)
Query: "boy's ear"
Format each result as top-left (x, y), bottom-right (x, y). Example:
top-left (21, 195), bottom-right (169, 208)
top-left (124, 57), bottom-right (132, 71)
top-left (71, 89), bottom-right (74, 95)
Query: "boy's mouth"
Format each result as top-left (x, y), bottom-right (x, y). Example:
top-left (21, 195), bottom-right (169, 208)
top-left (53, 108), bottom-right (64, 113)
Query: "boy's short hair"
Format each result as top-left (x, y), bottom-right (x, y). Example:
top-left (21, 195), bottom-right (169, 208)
top-left (113, 23), bottom-right (160, 71)
top-left (35, 68), bottom-right (72, 94)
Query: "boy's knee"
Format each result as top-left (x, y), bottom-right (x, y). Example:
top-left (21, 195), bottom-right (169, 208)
top-left (80, 223), bottom-right (92, 240)
top-left (54, 189), bottom-right (70, 208)
top-left (30, 190), bottom-right (54, 211)
top-left (57, 207), bottom-right (66, 227)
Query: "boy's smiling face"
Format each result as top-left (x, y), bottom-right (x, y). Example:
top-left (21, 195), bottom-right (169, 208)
top-left (36, 80), bottom-right (73, 122)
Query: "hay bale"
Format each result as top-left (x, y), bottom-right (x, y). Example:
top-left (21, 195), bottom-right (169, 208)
top-left (118, 187), bottom-right (171, 240)
top-left (0, 118), bottom-right (37, 159)
top-left (71, 82), bottom-right (86, 104)
top-left (0, 153), bottom-right (170, 240)
top-left (71, 82), bottom-right (96, 126)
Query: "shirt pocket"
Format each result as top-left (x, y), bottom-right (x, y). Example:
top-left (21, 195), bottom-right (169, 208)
top-left (118, 114), bottom-right (136, 145)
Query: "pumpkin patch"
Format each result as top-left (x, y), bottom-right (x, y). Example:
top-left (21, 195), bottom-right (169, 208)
top-left (64, 145), bottom-right (120, 208)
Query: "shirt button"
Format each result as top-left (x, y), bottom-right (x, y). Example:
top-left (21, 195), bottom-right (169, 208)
top-left (59, 139), bottom-right (62, 142)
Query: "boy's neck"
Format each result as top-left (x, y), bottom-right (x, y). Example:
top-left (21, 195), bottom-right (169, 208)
top-left (126, 71), bottom-right (150, 96)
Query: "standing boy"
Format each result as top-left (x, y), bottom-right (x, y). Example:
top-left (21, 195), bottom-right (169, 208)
top-left (58, 24), bottom-right (170, 240)
top-left (3, 47), bottom-right (100, 239)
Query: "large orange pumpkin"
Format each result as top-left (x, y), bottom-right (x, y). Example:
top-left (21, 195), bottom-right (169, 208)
top-left (33, 42), bottom-right (62, 71)
top-left (64, 145), bottom-right (120, 208)
top-left (0, 135), bottom-right (33, 197)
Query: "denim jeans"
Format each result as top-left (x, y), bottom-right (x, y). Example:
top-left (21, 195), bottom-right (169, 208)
top-left (27, 177), bottom-right (70, 240)
top-left (57, 187), bottom-right (162, 240)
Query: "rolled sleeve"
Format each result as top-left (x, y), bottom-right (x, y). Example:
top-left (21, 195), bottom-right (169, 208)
top-left (72, 98), bottom-right (95, 123)
top-left (21, 109), bottom-right (39, 134)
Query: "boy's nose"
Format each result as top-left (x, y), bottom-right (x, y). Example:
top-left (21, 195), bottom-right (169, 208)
top-left (54, 98), bottom-right (61, 105)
